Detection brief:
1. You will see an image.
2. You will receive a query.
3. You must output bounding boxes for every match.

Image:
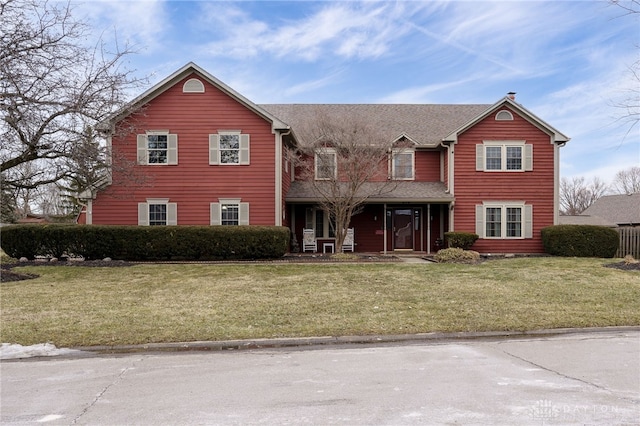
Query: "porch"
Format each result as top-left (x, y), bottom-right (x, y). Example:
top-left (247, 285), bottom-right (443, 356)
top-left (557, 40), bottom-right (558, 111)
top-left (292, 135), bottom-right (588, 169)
top-left (289, 203), bottom-right (451, 255)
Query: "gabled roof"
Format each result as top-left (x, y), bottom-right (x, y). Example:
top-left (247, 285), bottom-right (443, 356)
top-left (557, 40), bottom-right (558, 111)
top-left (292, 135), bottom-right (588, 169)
top-left (260, 104), bottom-right (489, 147)
top-left (443, 96), bottom-right (570, 144)
top-left (582, 193), bottom-right (640, 226)
top-left (116, 62), bottom-right (290, 131)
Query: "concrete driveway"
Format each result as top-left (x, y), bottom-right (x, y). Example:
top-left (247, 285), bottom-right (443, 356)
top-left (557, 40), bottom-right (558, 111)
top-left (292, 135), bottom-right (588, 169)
top-left (1, 330), bottom-right (638, 425)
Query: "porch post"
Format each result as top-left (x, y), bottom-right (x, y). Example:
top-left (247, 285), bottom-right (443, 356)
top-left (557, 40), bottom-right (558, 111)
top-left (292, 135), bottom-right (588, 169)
top-left (383, 203), bottom-right (387, 255)
top-left (427, 204), bottom-right (431, 254)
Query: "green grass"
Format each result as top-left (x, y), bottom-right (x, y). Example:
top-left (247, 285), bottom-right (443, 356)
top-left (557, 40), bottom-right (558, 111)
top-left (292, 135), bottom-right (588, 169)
top-left (1, 257), bottom-right (639, 347)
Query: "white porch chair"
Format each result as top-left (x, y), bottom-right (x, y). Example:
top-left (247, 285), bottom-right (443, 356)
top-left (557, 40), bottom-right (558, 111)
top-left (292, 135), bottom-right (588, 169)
top-left (342, 228), bottom-right (355, 252)
top-left (302, 229), bottom-right (317, 253)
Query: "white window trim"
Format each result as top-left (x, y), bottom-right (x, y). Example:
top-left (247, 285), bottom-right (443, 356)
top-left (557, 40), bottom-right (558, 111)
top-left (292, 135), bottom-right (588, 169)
top-left (476, 140), bottom-right (532, 172)
top-left (495, 110), bottom-right (514, 121)
top-left (138, 198), bottom-right (177, 226)
top-left (137, 131), bottom-right (178, 165)
top-left (475, 201), bottom-right (532, 239)
top-left (183, 78), bottom-right (205, 93)
top-left (305, 207), bottom-right (335, 238)
top-left (391, 149), bottom-right (415, 180)
top-left (209, 131), bottom-right (250, 165)
top-left (314, 148), bottom-right (337, 180)
top-left (210, 199), bottom-right (249, 225)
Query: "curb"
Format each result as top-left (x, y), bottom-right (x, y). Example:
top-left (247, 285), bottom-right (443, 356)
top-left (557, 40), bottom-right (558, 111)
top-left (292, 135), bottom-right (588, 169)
top-left (74, 326), bottom-right (640, 355)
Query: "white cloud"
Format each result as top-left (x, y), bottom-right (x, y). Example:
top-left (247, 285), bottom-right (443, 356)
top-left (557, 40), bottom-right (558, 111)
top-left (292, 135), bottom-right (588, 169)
top-left (197, 2), bottom-right (425, 61)
top-left (76, 0), bottom-right (170, 53)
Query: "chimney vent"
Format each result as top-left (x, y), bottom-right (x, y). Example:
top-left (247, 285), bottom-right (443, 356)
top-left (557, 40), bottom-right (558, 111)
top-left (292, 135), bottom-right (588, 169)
top-left (507, 92), bottom-right (516, 100)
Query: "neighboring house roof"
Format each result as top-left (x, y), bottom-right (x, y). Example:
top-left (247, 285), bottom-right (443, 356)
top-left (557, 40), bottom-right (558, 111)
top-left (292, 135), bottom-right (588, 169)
top-left (558, 215), bottom-right (617, 227)
top-left (260, 104), bottom-right (489, 147)
top-left (443, 96), bottom-right (570, 144)
top-left (286, 181), bottom-right (454, 203)
top-left (582, 193), bottom-right (640, 226)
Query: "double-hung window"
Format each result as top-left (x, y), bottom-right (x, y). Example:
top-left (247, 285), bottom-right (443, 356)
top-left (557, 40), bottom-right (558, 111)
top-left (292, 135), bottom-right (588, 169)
top-left (391, 150), bottom-right (415, 180)
top-left (210, 199), bottom-right (249, 225)
top-left (137, 132), bottom-right (178, 165)
top-left (209, 132), bottom-right (250, 165)
top-left (138, 199), bottom-right (177, 226)
top-left (315, 149), bottom-right (337, 180)
top-left (476, 202), bottom-right (532, 239)
top-left (476, 141), bottom-right (532, 172)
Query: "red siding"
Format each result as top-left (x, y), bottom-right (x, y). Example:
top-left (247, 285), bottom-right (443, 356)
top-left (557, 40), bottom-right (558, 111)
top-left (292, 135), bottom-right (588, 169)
top-left (414, 150), bottom-right (441, 181)
top-left (453, 107), bottom-right (556, 253)
top-left (92, 74), bottom-right (278, 225)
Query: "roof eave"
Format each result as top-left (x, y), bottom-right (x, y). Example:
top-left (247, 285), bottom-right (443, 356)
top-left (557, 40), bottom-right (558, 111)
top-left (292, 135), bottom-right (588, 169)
top-left (109, 62), bottom-right (291, 131)
top-left (442, 96), bottom-right (570, 144)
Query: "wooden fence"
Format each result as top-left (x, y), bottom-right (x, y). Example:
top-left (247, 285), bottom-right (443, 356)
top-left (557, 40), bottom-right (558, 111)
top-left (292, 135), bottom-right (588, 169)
top-left (617, 227), bottom-right (640, 259)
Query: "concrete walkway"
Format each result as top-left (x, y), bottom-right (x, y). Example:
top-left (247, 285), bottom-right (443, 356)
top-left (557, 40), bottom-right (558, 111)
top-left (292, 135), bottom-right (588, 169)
top-left (2, 329), bottom-right (638, 425)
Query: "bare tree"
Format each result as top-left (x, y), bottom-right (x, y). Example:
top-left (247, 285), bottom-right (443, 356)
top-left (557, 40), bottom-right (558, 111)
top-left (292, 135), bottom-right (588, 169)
top-left (0, 0), bottom-right (144, 196)
top-left (295, 109), bottom-right (400, 252)
top-left (560, 176), bottom-right (609, 215)
top-left (611, 166), bottom-right (640, 194)
top-left (610, 1), bottom-right (640, 137)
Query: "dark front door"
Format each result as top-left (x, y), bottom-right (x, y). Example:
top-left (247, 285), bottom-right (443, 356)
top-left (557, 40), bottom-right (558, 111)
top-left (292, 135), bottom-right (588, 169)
top-left (393, 208), bottom-right (414, 250)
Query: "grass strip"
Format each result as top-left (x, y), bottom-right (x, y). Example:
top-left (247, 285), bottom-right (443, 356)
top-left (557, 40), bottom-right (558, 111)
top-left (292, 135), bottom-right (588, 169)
top-left (1, 257), bottom-right (638, 347)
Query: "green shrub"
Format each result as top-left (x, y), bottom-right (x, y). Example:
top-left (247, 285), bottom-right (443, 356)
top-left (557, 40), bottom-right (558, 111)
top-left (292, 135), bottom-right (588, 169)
top-left (541, 225), bottom-right (619, 258)
top-left (435, 247), bottom-right (480, 264)
top-left (444, 232), bottom-right (479, 250)
top-left (0, 225), bottom-right (290, 261)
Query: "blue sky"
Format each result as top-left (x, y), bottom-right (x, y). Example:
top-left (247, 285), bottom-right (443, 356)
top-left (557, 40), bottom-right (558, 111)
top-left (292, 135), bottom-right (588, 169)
top-left (79, 0), bottom-right (639, 184)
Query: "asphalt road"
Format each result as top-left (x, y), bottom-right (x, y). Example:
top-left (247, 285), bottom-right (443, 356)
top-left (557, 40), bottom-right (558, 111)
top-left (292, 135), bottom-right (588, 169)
top-left (1, 330), bottom-right (639, 425)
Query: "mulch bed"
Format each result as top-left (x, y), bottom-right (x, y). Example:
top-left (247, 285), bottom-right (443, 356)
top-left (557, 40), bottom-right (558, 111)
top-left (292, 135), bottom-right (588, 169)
top-left (604, 261), bottom-right (640, 271)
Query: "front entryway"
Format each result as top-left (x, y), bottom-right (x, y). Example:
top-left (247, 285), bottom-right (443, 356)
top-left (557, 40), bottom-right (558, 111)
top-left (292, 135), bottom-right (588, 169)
top-left (393, 208), bottom-right (414, 250)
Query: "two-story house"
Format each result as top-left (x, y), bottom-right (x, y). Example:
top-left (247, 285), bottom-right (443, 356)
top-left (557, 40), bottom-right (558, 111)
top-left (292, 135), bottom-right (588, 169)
top-left (78, 63), bottom-right (569, 254)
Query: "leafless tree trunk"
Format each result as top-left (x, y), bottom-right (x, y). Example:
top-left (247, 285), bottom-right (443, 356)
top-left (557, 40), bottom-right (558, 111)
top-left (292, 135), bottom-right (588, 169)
top-left (294, 108), bottom-right (401, 252)
top-left (0, 0), bottom-right (145, 198)
top-left (611, 166), bottom-right (640, 194)
top-left (560, 176), bottom-right (609, 215)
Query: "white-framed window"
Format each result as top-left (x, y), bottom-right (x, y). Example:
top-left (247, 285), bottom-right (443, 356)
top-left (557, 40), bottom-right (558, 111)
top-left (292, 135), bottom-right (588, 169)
top-left (182, 78), bottom-right (205, 93)
top-left (138, 199), bottom-right (177, 226)
top-left (210, 199), bottom-right (249, 225)
top-left (315, 148), bottom-right (336, 180)
top-left (495, 110), bottom-right (514, 121)
top-left (137, 132), bottom-right (178, 165)
top-left (475, 202), bottom-right (532, 239)
top-left (476, 141), bottom-right (532, 172)
top-left (391, 150), bottom-right (415, 180)
top-left (209, 132), bottom-right (250, 165)
top-left (305, 207), bottom-right (336, 238)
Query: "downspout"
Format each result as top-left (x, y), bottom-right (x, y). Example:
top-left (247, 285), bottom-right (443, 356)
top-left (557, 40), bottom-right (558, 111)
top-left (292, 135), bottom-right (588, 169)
top-left (274, 127), bottom-right (291, 227)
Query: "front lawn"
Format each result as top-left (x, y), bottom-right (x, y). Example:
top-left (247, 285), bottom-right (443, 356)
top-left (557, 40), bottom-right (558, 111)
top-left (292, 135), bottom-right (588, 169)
top-left (1, 257), bottom-right (638, 347)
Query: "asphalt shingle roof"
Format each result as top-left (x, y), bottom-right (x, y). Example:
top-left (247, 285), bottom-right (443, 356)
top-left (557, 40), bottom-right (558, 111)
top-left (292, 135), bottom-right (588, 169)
top-left (582, 193), bottom-right (640, 226)
top-left (286, 181), bottom-right (453, 203)
top-left (259, 104), bottom-right (490, 146)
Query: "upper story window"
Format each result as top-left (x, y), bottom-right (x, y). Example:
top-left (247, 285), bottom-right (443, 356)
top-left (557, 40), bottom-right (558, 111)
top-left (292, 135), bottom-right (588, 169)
top-left (495, 110), bottom-right (514, 121)
top-left (137, 132), bottom-right (178, 165)
top-left (391, 150), bottom-right (414, 180)
top-left (209, 132), bottom-right (250, 165)
top-left (315, 148), bottom-right (337, 180)
top-left (476, 141), bottom-right (532, 172)
top-left (182, 78), bottom-right (205, 93)
top-left (138, 198), bottom-right (177, 226)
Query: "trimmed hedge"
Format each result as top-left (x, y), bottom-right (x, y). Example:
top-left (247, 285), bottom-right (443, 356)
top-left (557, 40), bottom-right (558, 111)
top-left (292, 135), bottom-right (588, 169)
top-left (444, 232), bottom-right (479, 250)
top-left (434, 247), bottom-right (480, 264)
top-left (541, 225), bottom-right (619, 258)
top-left (0, 225), bottom-right (290, 261)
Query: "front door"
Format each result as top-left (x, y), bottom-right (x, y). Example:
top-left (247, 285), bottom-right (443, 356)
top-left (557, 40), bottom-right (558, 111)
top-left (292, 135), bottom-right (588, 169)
top-left (393, 208), bottom-right (414, 250)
